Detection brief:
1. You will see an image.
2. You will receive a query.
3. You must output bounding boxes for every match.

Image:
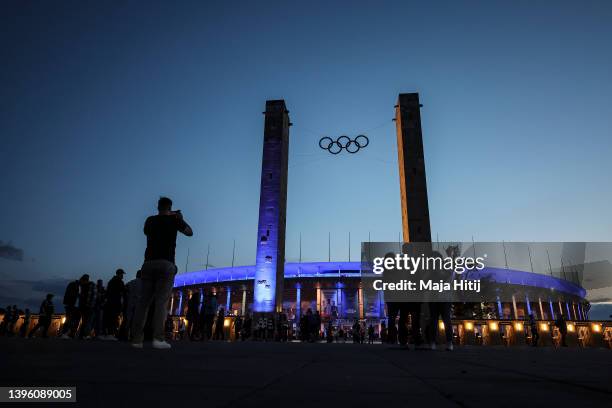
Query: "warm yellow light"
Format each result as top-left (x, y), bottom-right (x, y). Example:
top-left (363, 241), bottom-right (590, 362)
top-left (438, 321), bottom-right (445, 330)
top-left (514, 322), bottom-right (523, 331)
top-left (489, 322), bottom-right (498, 331)
top-left (223, 317), bottom-right (231, 327)
top-left (592, 324), bottom-right (601, 333)
top-left (567, 324), bottom-right (575, 332)
top-left (540, 323), bottom-right (549, 332)
top-left (183, 318), bottom-right (188, 327)
top-left (61, 317), bottom-right (66, 324)
top-left (465, 322), bottom-right (474, 331)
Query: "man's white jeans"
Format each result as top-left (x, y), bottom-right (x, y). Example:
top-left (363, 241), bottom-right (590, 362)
top-left (131, 260), bottom-right (177, 343)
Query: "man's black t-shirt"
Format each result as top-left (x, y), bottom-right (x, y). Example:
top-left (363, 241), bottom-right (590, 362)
top-left (144, 214), bottom-right (188, 264)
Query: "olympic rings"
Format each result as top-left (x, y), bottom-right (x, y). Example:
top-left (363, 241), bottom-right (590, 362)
top-left (318, 134), bottom-right (369, 154)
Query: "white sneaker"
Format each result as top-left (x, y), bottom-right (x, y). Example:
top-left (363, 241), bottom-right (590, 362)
top-left (446, 343), bottom-right (454, 351)
top-left (131, 343), bottom-right (143, 349)
top-left (100, 335), bottom-right (118, 341)
top-left (430, 342), bottom-right (437, 350)
top-left (59, 334), bottom-right (71, 340)
top-left (152, 339), bottom-right (172, 349)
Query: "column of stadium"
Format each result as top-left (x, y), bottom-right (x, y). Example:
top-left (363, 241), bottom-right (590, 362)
top-left (253, 100), bottom-right (290, 314)
top-left (395, 92), bottom-right (432, 243)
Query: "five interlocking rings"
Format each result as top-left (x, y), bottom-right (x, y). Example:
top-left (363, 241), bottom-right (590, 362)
top-left (319, 135), bottom-right (369, 154)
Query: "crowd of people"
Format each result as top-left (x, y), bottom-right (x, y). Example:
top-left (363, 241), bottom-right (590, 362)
top-left (0, 268), bottom-right (140, 341)
top-left (0, 304), bottom-right (33, 337)
top-left (0, 196), bottom-right (577, 350)
top-left (1, 196), bottom-right (193, 349)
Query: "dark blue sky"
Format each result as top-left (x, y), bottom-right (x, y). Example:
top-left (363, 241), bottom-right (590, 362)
top-left (2, 0), bottom-right (612, 284)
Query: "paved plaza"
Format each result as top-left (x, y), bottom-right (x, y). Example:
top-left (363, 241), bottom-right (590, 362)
top-left (1, 338), bottom-right (611, 407)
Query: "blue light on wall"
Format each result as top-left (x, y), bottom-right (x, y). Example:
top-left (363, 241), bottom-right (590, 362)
top-left (253, 100), bottom-right (289, 313)
top-left (549, 299), bottom-right (555, 320)
top-left (174, 262), bottom-right (586, 301)
top-left (525, 294), bottom-right (532, 315)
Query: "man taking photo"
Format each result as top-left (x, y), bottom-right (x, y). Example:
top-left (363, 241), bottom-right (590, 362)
top-left (131, 196), bottom-right (193, 349)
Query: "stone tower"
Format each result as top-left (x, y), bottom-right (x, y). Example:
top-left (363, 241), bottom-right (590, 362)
top-left (253, 100), bottom-right (290, 313)
top-left (395, 93), bottom-right (432, 243)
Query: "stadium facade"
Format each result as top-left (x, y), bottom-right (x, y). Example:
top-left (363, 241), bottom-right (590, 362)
top-left (170, 261), bottom-right (589, 324)
top-left (170, 94), bottom-right (600, 345)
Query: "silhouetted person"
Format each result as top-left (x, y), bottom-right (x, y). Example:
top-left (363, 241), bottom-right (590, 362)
top-left (266, 314), bottom-right (274, 340)
top-left (77, 274), bottom-right (96, 339)
top-left (234, 315), bottom-right (243, 341)
top-left (299, 312), bottom-right (308, 342)
top-left (60, 279), bottom-right (80, 339)
top-left (426, 249), bottom-right (454, 351)
top-left (352, 321), bottom-right (360, 343)
top-left (384, 251), bottom-right (417, 347)
top-left (29, 294), bottom-right (54, 338)
top-left (123, 270), bottom-right (143, 340)
top-left (102, 269), bottom-right (125, 340)
top-left (304, 309), bottom-right (313, 342)
top-left (313, 311), bottom-right (321, 342)
top-left (380, 321), bottom-right (387, 343)
top-left (326, 321), bottom-right (334, 343)
top-left (368, 324), bottom-right (375, 344)
top-left (201, 293), bottom-right (217, 341)
top-left (256, 315), bottom-right (266, 340)
top-left (279, 313), bottom-right (288, 342)
top-left (177, 318), bottom-right (186, 340)
top-left (555, 314), bottom-right (568, 347)
top-left (214, 308), bottom-right (225, 340)
top-left (338, 327), bottom-right (345, 343)
top-left (19, 309), bottom-right (31, 337)
top-left (0, 306), bottom-right (11, 335)
top-left (165, 315), bottom-right (175, 341)
top-left (242, 314), bottom-right (252, 340)
top-left (186, 291), bottom-right (200, 340)
top-left (7, 305), bottom-right (19, 336)
top-left (529, 313), bottom-right (539, 347)
top-left (427, 302), bottom-right (453, 351)
top-left (91, 279), bottom-right (105, 337)
top-left (131, 197), bottom-right (193, 349)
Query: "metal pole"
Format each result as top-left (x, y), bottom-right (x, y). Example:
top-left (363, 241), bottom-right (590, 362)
top-left (560, 256), bottom-right (567, 280)
top-left (328, 232), bottom-right (331, 262)
top-left (205, 244), bottom-right (210, 270)
top-left (398, 232), bottom-right (401, 253)
top-left (546, 249), bottom-right (553, 276)
top-left (299, 233), bottom-right (302, 264)
top-left (502, 241), bottom-right (508, 269)
top-left (231, 239), bottom-right (236, 268)
top-left (185, 248), bottom-right (190, 274)
top-left (348, 232), bottom-right (351, 262)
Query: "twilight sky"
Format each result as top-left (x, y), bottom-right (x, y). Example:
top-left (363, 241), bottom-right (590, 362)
top-left (1, 0), bottom-right (612, 291)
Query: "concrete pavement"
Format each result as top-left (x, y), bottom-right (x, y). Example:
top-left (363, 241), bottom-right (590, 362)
top-left (1, 338), bottom-right (611, 407)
